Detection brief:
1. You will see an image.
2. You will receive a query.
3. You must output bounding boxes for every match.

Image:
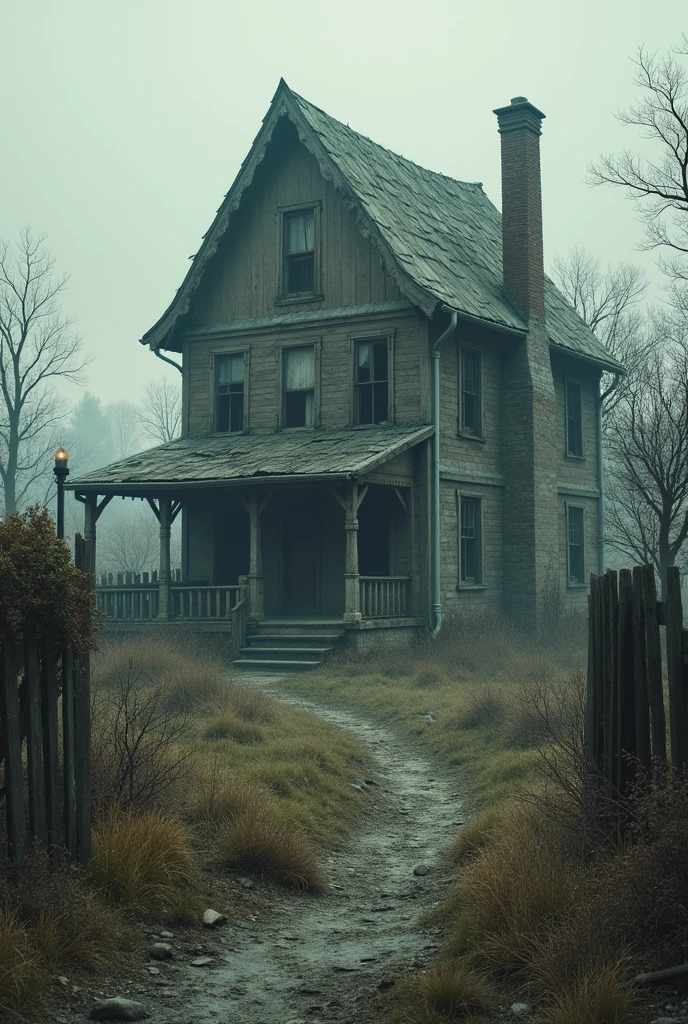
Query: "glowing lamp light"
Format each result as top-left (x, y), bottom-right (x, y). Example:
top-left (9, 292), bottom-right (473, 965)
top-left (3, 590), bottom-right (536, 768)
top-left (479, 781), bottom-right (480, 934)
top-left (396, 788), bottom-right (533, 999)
top-left (54, 447), bottom-right (69, 463)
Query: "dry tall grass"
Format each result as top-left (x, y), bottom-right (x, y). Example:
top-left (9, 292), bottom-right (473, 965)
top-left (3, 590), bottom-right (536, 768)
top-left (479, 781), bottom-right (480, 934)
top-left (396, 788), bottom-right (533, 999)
top-left (286, 613), bottom-right (676, 1021)
top-left (90, 809), bottom-right (200, 920)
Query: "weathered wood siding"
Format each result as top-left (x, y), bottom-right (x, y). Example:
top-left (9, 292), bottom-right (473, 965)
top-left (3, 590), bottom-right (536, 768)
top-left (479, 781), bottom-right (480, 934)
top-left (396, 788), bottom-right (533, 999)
top-left (188, 120), bottom-right (402, 324)
top-left (186, 309), bottom-right (423, 435)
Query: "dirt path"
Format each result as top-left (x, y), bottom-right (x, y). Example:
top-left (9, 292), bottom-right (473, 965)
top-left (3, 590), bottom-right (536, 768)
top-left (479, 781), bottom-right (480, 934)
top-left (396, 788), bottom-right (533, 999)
top-left (156, 672), bottom-right (467, 1024)
top-left (50, 673), bottom-right (467, 1024)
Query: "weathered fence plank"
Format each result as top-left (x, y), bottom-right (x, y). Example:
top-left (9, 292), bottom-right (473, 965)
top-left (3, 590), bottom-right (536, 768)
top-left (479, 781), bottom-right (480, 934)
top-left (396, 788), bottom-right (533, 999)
top-left (25, 639), bottom-right (48, 845)
top-left (41, 640), bottom-right (61, 867)
top-left (631, 566), bottom-right (651, 775)
top-left (1, 641), bottom-right (26, 865)
top-left (62, 648), bottom-right (77, 859)
top-left (665, 567), bottom-right (688, 768)
top-left (74, 651), bottom-right (91, 863)
top-left (617, 569), bottom-right (637, 798)
top-left (640, 564), bottom-right (667, 762)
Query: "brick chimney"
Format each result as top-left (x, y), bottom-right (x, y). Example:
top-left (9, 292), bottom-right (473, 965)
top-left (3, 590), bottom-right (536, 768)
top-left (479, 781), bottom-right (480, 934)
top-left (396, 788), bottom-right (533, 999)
top-left (493, 97), bottom-right (546, 320)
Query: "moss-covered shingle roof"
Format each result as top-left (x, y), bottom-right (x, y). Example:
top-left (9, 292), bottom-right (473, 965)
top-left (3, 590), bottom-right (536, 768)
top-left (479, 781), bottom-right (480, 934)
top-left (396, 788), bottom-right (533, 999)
top-left (142, 81), bottom-right (622, 374)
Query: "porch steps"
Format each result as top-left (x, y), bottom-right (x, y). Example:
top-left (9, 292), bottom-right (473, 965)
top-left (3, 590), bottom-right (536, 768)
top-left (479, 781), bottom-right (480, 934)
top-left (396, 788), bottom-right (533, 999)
top-left (233, 620), bottom-right (346, 671)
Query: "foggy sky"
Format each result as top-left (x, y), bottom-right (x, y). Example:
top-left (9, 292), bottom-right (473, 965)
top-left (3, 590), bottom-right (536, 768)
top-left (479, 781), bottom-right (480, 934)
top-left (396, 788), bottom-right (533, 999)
top-left (2, 0), bottom-right (686, 411)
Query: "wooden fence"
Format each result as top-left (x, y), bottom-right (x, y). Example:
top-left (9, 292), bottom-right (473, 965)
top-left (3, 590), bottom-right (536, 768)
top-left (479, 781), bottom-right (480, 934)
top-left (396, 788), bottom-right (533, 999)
top-left (586, 565), bottom-right (688, 802)
top-left (0, 535), bottom-right (92, 867)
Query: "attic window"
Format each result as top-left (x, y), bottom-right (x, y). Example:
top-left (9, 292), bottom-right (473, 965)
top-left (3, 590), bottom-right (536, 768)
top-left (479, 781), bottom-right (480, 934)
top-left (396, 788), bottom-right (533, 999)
top-left (284, 209), bottom-right (315, 296)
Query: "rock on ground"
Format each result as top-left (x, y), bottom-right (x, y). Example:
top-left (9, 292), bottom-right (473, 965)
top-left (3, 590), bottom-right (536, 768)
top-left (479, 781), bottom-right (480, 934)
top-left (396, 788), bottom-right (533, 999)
top-left (90, 997), bottom-right (148, 1021)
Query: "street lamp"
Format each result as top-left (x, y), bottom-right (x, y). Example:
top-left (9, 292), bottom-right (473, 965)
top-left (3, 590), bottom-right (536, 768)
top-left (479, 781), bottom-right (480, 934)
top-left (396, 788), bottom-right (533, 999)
top-left (54, 447), bottom-right (69, 539)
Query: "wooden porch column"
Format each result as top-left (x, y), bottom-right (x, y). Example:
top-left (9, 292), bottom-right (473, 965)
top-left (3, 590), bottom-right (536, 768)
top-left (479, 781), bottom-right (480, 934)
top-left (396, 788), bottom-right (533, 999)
top-left (158, 498), bottom-right (172, 620)
top-left (246, 491), bottom-right (265, 621)
top-left (83, 493), bottom-right (98, 575)
top-left (344, 481), bottom-right (361, 622)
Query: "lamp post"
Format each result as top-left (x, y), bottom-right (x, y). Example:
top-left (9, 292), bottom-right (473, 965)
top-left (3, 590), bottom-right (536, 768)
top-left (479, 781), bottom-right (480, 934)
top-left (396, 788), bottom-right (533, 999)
top-left (54, 447), bottom-right (69, 539)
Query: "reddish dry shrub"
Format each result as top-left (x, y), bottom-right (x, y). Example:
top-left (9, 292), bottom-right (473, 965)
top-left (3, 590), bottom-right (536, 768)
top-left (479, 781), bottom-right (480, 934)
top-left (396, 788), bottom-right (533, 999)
top-left (0, 505), bottom-right (96, 649)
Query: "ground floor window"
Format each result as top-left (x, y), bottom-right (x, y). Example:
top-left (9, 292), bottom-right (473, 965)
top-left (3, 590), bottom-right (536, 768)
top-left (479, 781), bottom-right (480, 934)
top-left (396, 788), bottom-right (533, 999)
top-left (459, 494), bottom-right (482, 585)
top-left (567, 504), bottom-right (585, 584)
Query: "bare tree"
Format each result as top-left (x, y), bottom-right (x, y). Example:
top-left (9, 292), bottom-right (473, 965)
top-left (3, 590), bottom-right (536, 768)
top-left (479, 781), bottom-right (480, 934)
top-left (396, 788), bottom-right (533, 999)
top-left (604, 311), bottom-right (688, 595)
top-left (105, 400), bottom-right (143, 459)
top-left (0, 229), bottom-right (87, 511)
top-left (99, 504), bottom-right (159, 576)
top-left (140, 377), bottom-right (181, 444)
top-left (589, 40), bottom-right (688, 287)
top-left (551, 247), bottom-right (648, 417)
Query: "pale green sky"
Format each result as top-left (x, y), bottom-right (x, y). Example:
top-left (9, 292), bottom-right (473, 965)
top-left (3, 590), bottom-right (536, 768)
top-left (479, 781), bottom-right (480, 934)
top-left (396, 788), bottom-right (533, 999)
top-left (2, 0), bottom-right (686, 405)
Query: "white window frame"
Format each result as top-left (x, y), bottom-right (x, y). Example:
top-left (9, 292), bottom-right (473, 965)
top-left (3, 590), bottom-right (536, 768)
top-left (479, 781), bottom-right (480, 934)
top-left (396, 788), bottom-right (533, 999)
top-left (566, 502), bottom-right (587, 587)
top-left (457, 490), bottom-right (486, 589)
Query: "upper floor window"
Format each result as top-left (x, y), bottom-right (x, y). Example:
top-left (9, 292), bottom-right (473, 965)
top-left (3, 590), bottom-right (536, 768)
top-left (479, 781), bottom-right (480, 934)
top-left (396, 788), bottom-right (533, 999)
top-left (284, 209), bottom-right (315, 295)
top-left (283, 345), bottom-right (315, 428)
top-left (460, 348), bottom-right (482, 437)
top-left (355, 339), bottom-right (389, 424)
top-left (216, 353), bottom-right (245, 432)
top-left (567, 504), bottom-right (585, 585)
top-left (459, 494), bottom-right (483, 586)
top-left (566, 379), bottom-right (583, 457)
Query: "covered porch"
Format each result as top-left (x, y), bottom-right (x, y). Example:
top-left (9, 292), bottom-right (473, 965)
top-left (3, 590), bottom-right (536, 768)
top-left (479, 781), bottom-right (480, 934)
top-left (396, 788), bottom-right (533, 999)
top-left (66, 425), bottom-right (432, 648)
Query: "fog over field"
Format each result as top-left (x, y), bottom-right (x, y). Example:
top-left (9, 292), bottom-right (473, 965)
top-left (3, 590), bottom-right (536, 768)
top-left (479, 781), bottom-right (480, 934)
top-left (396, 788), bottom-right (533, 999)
top-left (1, 0), bottom-right (684, 408)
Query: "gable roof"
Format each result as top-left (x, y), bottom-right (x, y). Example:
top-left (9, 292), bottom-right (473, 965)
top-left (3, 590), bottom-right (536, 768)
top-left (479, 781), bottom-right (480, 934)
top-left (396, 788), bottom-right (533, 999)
top-left (141, 80), bottom-right (623, 374)
top-left (66, 425), bottom-right (434, 493)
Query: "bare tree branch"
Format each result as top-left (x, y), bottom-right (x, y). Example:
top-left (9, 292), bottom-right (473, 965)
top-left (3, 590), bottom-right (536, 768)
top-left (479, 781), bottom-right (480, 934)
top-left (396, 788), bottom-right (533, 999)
top-left (588, 40), bottom-right (688, 287)
top-left (0, 228), bottom-right (88, 511)
top-left (140, 377), bottom-right (181, 444)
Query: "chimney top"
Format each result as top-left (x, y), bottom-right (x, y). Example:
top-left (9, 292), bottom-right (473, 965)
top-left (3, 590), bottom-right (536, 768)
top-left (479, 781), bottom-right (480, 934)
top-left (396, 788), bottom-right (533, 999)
top-left (493, 97), bottom-right (546, 136)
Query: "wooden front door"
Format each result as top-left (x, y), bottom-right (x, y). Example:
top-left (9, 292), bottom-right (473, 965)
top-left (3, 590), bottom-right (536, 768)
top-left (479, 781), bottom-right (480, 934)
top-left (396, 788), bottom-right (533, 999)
top-left (283, 519), bottom-right (318, 613)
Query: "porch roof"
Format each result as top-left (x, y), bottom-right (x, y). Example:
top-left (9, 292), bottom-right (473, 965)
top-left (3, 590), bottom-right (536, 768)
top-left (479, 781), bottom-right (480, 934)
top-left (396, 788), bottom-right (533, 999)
top-left (66, 425), bottom-right (433, 493)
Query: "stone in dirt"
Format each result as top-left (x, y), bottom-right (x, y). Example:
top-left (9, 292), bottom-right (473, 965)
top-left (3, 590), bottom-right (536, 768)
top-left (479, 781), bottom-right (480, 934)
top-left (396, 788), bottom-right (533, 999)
top-left (159, 930), bottom-right (174, 939)
top-left (90, 997), bottom-right (148, 1021)
top-left (413, 864), bottom-right (432, 876)
top-left (148, 942), bottom-right (173, 960)
top-left (190, 957), bottom-right (214, 967)
top-left (202, 909), bottom-right (226, 927)
top-left (510, 1004), bottom-right (530, 1016)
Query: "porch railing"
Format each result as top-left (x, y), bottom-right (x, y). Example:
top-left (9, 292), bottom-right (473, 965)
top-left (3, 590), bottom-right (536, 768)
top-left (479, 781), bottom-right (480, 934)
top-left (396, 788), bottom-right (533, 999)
top-left (171, 585), bottom-right (240, 620)
top-left (359, 576), bottom-right (410, 618)
top-left (97, 586), bottom-right (160, 621)
top-left (96, 582), bottom-right (244, 622)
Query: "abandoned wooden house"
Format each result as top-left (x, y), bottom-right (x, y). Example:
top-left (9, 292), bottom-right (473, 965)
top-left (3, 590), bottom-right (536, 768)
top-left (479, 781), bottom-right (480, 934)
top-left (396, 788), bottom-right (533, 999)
top-left (67, 81), bottom-right (622, 666)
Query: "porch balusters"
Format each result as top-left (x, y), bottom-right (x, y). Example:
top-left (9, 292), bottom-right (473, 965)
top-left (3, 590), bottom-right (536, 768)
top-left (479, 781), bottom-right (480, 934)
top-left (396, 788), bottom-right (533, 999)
top-left (157, 498), bottom-right (172, 620)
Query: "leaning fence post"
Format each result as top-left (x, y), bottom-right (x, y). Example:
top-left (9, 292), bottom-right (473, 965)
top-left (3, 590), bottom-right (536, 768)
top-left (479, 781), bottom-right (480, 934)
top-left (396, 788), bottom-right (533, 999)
top-left (665, 567), bottom-right (688, 769)
top-left (1, 640), bottom-right (26, 866)
top-left (73, 535), bottom-right (92, 864)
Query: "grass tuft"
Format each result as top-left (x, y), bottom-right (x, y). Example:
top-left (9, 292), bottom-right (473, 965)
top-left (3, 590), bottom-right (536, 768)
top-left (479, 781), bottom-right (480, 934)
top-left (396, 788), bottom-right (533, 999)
top-left (216, 806), bottom-right (326, 891)
top-left (203, 713), bottom-right (264, 744)
top-left (543, 962), bottom-right (635, 1024)
top-left (90, 808), bottom-right (200, 918)
top-left (0, 912), bottom-right (41, 1019)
